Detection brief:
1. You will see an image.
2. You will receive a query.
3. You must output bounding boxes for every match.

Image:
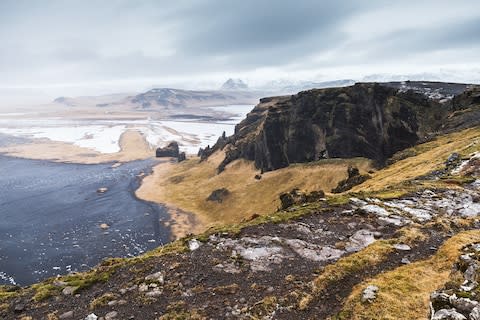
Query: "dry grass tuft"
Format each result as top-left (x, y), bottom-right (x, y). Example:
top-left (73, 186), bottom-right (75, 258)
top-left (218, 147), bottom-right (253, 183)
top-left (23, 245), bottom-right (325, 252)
top-left (338, 230), bottom-right (480, 320)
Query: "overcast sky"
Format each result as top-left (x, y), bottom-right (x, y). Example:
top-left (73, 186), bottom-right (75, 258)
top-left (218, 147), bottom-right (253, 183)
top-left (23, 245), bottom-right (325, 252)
top-left (1, 0), bottom-right (480, 101)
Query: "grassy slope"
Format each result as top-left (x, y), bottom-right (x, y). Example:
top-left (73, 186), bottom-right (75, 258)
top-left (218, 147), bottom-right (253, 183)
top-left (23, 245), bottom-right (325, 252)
top-left (137, 150), bottom-right (372, 229)
top-left (338, 230), bottom-right (480, 320)
top-left (352, 126), bottom-right (480, 193)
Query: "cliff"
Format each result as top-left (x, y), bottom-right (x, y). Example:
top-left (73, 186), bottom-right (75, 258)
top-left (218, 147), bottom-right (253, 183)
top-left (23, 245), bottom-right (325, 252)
top-left (203, 82), bottom-right (480, 172)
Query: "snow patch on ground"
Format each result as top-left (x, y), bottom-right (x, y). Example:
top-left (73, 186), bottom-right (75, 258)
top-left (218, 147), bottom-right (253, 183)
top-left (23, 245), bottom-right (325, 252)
top-left (0, 105), bottom-right (255, 154)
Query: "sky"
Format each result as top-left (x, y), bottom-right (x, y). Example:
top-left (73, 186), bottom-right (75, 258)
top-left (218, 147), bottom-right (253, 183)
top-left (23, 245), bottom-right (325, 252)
top-left (1, 0), bottom-right (480, 103)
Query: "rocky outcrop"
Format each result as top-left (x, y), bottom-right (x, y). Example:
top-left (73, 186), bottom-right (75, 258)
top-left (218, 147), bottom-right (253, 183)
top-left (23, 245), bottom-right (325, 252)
top-left (206, 188), bottom-right (230, 203)
top-left (331, 166), bottom-right (371, 193)
top-left (430, 243), bottom-right (480, 320)
top-left (206, 82), bottom-right (480, 172)
top-left (155, 142), bottom-right (179, 158)
top-left (279, 189), bottom-right (325, 210)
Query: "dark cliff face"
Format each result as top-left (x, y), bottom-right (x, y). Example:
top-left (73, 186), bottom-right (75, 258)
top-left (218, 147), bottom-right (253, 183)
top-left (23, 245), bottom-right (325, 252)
top-left (206, 82), bottom-right (480, 172)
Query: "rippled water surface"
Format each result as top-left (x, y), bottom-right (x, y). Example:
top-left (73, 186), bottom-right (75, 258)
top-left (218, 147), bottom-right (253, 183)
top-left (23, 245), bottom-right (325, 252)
top-left (0, 154), bottom-right (169, 285)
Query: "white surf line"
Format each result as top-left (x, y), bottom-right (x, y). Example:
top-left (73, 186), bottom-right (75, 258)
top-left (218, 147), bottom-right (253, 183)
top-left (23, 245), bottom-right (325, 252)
top-left (0, 271), bottom-right (17, 286)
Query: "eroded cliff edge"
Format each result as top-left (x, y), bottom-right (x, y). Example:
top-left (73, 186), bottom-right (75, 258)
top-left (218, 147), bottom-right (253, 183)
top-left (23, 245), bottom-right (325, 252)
top-left (202, 81), bottom-right (480, 172)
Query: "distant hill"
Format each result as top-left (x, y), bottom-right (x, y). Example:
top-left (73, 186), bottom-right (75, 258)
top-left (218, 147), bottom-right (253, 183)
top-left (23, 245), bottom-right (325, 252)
top-left (129, 87), bottom-right (259, 109)
top-left (220, 78), bottom-right (249, 91)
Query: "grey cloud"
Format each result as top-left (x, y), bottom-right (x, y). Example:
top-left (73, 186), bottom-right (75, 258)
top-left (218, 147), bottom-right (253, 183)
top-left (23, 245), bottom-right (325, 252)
top-left (0, 0), bottom-right (479, 91)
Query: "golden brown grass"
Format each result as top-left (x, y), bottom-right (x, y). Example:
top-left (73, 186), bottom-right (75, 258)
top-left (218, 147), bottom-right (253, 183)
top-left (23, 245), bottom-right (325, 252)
top-left (337, 230), bottom-right (480, 320)
top-left (352, 126), bottom-right (480, 193)
top-left (137, 150), bottom-right (373, 232)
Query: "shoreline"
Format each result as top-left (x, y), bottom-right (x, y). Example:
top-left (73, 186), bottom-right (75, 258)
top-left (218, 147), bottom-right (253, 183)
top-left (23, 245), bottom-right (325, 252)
top-left (0, 129), bottom-right (154, 164)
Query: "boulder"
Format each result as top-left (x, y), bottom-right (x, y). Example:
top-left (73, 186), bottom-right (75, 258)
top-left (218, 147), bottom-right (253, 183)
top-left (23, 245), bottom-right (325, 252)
top-left (332, 166), bottom-right (371, 193)
top-left (470, 306), bottom-right (480, 320)
top-left (432, 309), bottom-right (467, 320)
top-left (207, 188), bottom-right (230, 203)
top-left (361, 285), bottom-right (379, 303)
top-left (279, 189), bottom-right (324, 210)
top-left (156, 141), bottom-right (179, 158)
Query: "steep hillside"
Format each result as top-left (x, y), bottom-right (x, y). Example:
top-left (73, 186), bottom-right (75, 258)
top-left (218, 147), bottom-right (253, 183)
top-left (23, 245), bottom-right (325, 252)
top-left (2, 126), bottom-right (480, 320)
top-left (202, 82), bottom-right (480, 172)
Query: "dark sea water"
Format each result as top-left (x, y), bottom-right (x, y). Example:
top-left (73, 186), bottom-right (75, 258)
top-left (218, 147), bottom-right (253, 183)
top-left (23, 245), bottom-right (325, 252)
top-left (0, 154), bottom-right (171, 286)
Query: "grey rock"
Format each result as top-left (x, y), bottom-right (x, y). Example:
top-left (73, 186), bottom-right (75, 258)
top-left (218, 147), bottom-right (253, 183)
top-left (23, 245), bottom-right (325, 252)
top-left (14, 303), bottom-right (25, 313)
top-left (431, 292), bottom-right (452, 310)
top-left (85, 314), bottom-right (98, 320)
top-left (138, 283), bottom-right (148, 292)
top-left (449, 296), bottom-right (478, 313)
top-left (361, 285), bottom-right (379, 303)
top-left (465, 264), bottom-right (479, 282)
top-left (105, 311), bottom-right (118, 320)
top-left (393, 244), bottom-right (411, 251)
top-left (145, 271), bottom-right (164, 284)
top-left (470, 306), bottom-right (480, 320)
top-left (345, 229), bottom-right (376, 252)
top-left (53, 280), bottom-right (68, 287)
top-left (432, 309), bottom-right (466, 320)
top-left (188, 239), bottom-right (201, 251)
top-left (59, 311), bottom-right (74, 319)
top-left (145, 289), bottom-right (162, 298)
top-left (62, 286), bottom-right (78, 295)
top-left (401, 257), bottom-right (411, 264)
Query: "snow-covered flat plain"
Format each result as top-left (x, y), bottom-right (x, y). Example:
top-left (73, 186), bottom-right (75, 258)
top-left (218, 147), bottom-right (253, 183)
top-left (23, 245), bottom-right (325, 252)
top-left (0, 105), bottom-right (254, 154)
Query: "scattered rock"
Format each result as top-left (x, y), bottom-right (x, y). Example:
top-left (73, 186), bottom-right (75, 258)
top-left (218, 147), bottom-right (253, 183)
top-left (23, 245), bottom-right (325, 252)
top-left (360, 204), bottom-right (390, 217)
top-left (59, 311), bottom-right (74, 319)
top-left (470, 306), bottom-right (480, 320)
top-left (345, 229), bottom-right (376, 252)
top-left (85, 314), bottom-right (98, 320)
top-left (279, 189), bottom-right (324, 210)
top-left (431, 292), bottom-right (452, 310)
top-left (145, 271), bottom-right (165, 284)
top-left (207, 188), bottom-right (230, 203)
top-left (53, 280), bottom-right (68, 287)
top-left (99, 223), bottom-right (110, 230)
top-left (97, 187), bottom-right (108, 194)
top-left (332, 166), bottom-right (371, 193)
top-left (450, 296), bottom-right (478, 313)
top-left (62, 286), bottom-right (78, 295)
top-left (14, 303), bottom-right (25, 313)
top-left (446, 153), bottom-right (462, 170)
top-left (361, 285), bottom-right (379, 303)
top-left (145, 289), bottom-right (162, 298)
top-left (105, 311), bottom-right (118, 320)
top-left (432, 309), bottom-right (467, 320)
top-left (188, 239), bottom-right (201, 251)
top-left (393, 244), bottom-right (411, 251)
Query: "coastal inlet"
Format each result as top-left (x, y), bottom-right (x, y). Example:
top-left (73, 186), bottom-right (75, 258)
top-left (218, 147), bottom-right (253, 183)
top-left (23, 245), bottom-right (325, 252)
top-left (0, 155), bottom-right (172, 286)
